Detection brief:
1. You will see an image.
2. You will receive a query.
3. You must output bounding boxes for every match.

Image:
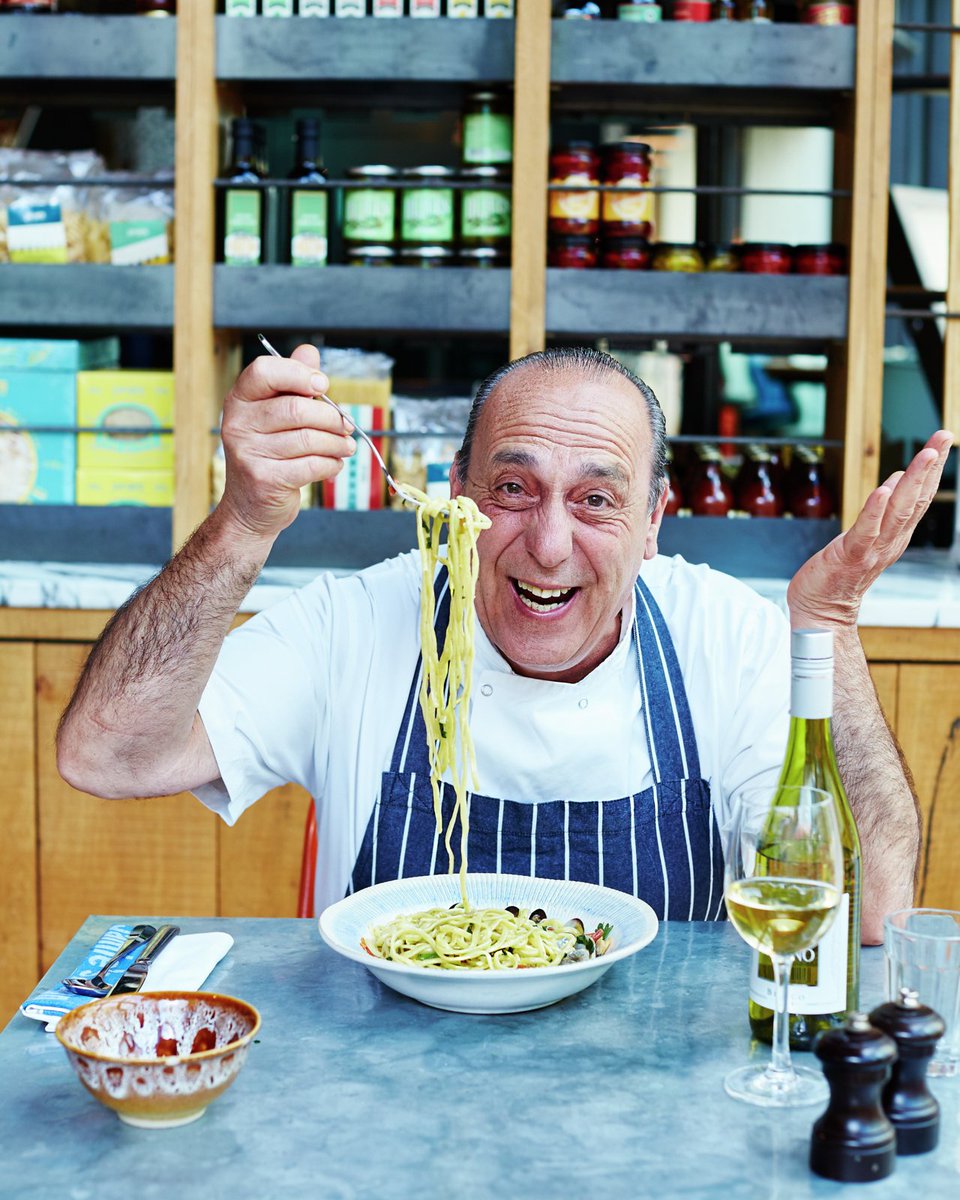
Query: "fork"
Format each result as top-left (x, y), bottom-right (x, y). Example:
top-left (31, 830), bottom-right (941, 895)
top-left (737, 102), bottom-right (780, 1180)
top-left (257, 333), bottom-right (431, 512)
top-left (62, 923), bottom-right (156, 997)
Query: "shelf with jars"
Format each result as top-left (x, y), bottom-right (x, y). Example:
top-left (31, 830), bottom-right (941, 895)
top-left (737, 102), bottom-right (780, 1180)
top-left (0, 13), bottom-right (177, 80)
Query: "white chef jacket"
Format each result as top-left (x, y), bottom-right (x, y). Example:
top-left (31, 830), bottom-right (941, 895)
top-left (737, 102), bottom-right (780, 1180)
top-left (196, 551), bottom-right (791, 913)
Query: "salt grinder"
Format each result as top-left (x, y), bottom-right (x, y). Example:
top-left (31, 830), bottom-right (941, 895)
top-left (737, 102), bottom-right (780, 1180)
top-left (810, 1013), bottom-right (898, 1183)
top-left (869, 987), bottom-right (945, 1155)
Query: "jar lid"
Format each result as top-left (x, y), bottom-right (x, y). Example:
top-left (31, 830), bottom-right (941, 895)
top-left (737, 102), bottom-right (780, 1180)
top-left (742, 242), bottom-right (793, 253)
top-left (347, 165), bottom-right (398, 179)
top-left (400, 245), bottom-right (455, 258)
top-left (795, 242), bottom-right (846, 255)
top-left (461, 165), bottom-right (511, 181)
top-left (460, 246), bottom-right (507, 259)
top-left (601, 237), bottom-right (650, 249)
top-left (601, 140), bottom-right (652, 156)
top-left (552, 141), bottom-right (597, 154)
top-left (402, 165), bottom-right (457, 179)
top-left (469, 90), bottom-right (499, 101)
top-left (348, 245), bottom-right (396, 258)
top-left (550, 235), bottom-right (597, 247)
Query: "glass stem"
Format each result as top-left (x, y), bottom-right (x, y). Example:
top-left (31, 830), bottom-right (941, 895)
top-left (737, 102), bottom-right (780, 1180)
top-left (768, 954), bottom-right (795, 1081)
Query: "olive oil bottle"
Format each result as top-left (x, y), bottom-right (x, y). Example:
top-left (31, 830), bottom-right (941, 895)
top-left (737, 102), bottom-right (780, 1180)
top-left (286, 118), bottom-right (328, 267)
top-left (221, 118), bottom-right (263, 266)
top-left (748, 629), bottom-right (862, 1050)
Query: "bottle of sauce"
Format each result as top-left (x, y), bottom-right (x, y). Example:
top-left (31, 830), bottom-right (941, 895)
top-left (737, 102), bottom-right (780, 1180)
top-left (689, 445), bottom-right (733, 516)
top-left (222, 117), bottom-right (264, 266)
top-left (600, 141), bottom-right (653, 241)
top-left (735, 444), bottom-right (783, 517)
top-left (287, 118), bottom-right (328, 267)
top-left (789, 445), bottom-right (834, 518)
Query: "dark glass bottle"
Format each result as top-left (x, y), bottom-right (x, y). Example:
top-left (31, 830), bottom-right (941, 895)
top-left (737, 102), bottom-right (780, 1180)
top-left (221, 118), bottom-right (264, 266)
top-left (287, 118), bottom-right (328, 267)
top-left (711, 0), bottom-right (736, 18)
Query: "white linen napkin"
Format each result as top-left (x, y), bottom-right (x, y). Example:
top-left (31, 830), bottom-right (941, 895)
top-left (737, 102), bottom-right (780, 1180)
top-left (20, 925), bottom-right (234, 1031)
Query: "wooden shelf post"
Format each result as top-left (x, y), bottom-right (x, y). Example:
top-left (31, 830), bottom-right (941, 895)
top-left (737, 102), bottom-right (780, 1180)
top-left (509, 0), bottom-right (551, 361)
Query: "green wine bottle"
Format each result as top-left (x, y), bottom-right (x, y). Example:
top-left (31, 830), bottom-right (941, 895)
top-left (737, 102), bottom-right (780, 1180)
top-left (748, 628), bottom-right (862, 1051)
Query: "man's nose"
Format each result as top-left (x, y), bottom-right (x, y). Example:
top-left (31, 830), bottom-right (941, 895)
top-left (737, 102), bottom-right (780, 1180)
top-left (525, 496), bottom-right (573, 569)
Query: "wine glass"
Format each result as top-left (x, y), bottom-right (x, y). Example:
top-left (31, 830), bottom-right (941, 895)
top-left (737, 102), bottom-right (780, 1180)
top-left (723, 784), bottom-right (844, 1107)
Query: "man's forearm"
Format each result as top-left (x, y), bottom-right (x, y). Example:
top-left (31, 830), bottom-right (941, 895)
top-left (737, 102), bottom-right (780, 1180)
top-left (57, 507), bottom-right (275, 799)
top-left (831, 627), bottom-right (920, 944)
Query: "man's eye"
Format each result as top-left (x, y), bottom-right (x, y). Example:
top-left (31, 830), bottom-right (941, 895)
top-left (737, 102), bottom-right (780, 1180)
top-left (585, 493), bottom-right (610, 509)
top-left (499, 481), bottom-right (524, 496)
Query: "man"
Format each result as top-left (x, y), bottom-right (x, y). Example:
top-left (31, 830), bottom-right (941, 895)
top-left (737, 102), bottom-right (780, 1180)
top-left (57, 345), bottom-right (952, 941)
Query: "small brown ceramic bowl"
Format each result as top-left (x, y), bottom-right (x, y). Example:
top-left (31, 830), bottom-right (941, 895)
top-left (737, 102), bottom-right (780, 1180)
top-left (55, 991), bottom-right (261, 1128)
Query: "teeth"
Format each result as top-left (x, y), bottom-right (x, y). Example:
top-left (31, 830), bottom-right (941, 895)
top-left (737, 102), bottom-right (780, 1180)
top-left (519, 595), bottom-right (560, 613)
top-left (518, 581), bottom-right (569, 599)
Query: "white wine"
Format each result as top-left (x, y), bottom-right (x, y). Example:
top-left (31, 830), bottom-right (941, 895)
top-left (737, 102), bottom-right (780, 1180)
top-left (726, 877), bottom-right (839, 958)
top-left (748, 629), bottom-right (862, 1049)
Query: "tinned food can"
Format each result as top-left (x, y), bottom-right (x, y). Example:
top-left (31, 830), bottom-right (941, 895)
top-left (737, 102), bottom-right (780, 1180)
top-left (342, 165), bottom-right (397, 249)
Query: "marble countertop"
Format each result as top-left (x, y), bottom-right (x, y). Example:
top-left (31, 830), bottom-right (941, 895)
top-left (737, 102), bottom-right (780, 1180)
top-left (2, 916), bottom-right (957, 1199)
top-left (1, 548), bottom-right (959, 627)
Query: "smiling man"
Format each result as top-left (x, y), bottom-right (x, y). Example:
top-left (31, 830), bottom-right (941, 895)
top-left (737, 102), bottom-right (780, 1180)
top-left (57, 345), bottom-right (952, 938)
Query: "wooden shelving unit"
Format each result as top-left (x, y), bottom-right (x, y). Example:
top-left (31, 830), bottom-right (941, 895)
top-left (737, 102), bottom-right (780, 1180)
top-left (2, 4), bottom-right (893, 564)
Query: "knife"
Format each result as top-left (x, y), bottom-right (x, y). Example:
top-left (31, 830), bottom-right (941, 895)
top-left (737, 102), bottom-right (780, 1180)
top-left (108, 924), bottom-right (180, 996)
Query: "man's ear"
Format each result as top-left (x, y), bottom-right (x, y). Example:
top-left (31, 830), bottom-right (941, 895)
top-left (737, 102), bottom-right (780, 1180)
top-left (643, 482), bottom-right (669, 560)
top-left (449, 455), bottom-right (464, 498)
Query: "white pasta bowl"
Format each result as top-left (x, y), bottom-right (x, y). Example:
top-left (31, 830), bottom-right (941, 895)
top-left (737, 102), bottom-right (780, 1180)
top-left (319, 873), bottom-right (659, 1014)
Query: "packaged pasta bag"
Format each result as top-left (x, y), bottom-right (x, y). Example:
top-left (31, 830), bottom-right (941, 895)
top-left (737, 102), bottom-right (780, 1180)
top-left (319, 347), bottom-right (394, 510)
top-left (5, 148), bottom-right (106, 264)
top-left (388, 395), bottom-right (472, 511)
top-left (102, 174), bottom-right (174, 265)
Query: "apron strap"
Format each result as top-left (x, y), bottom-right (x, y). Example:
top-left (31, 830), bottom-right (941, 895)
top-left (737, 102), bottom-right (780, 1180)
top-left (390, 565), bottom-right (450, 775)
top-left (633, 576), bottom-right (703, 784)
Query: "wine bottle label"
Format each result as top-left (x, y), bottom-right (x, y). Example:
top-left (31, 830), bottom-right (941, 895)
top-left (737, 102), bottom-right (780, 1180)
top-left (749, 892), bottom-right (848, 1014)
top-left (224, 191), bottom-right (262, 265)
top-left (291, 191), bottom-right (328, 265)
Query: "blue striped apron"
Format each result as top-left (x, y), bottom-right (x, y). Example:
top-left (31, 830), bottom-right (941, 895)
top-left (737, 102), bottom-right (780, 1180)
top-left (349, 571), bottom-right (725, 920)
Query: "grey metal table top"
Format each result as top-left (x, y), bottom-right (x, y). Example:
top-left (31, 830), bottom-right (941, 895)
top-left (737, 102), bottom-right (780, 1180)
top-left (2, 917), bottom-right (958, 1200)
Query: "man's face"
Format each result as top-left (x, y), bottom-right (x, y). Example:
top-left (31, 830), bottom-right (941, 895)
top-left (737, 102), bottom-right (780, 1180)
top-left (450, 365), bottom-right (667, 684)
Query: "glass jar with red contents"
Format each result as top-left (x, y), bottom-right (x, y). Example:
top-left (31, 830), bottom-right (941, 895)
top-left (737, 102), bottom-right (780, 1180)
top-left (795, 243), bottom-right (847, 276)
top-left (600, 237), bottom-right (651, 269)
top-left (664, 452), bottom-right (683, 515)
top-left (789, 445), bottom-right (835, 518)
top-left (798, 1), bottom-right (855, 25)
top-left (672, 0), bottom-right (711, 19)
top-left (548, 235), bottom-right (597, 269)
top-left (735, 444), bottom-right (784, 517)
top-left (548, 143), bottom-right (600, 237)
top-left (740, 242), bottom-right (793, 274)
top-left (600, 141), bottom-right (653, 241)
top-left (690, 445), bottom-right (733, 516)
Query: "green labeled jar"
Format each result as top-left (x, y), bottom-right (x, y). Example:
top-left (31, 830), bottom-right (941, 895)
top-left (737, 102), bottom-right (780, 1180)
top-left (400, 166), bottom-right (456, 246)
top-left (462, 91), bottom-right (513, 166)
top-left (342, 165), bottom-right (397, 249)
top-left (459, 165), bottom-right (511, 249)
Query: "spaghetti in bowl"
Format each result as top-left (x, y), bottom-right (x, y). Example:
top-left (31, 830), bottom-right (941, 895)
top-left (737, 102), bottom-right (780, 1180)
top-left (319, 873), bottom-right (658, 1014)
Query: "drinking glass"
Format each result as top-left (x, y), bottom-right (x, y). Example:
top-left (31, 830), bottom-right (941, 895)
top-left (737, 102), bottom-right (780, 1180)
top-left (885, 908), bottom-right (960, 1077)
top-left (724, 784), bottom-right (844, 1107)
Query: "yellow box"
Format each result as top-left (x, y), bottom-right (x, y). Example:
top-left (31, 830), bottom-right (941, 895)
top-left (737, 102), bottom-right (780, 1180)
top-left (76, 469), bottom-right (174, 507)
top-left (76, 370), bottom-right (174, 471)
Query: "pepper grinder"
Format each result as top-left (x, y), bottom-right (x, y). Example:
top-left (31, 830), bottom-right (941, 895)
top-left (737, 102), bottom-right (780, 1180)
top-left (810, 1012), bottom-right (898, 1183)
top-left (869, 987), bottom-right (945, 1155)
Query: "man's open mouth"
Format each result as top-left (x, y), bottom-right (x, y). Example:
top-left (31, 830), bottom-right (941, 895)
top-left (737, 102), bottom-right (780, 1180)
top-left (512, 579), bottom-right (579, 613)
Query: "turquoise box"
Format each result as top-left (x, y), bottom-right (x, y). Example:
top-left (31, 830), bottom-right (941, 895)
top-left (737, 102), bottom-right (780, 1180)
top-left (0, 337), bottom-right (119, 372)
top-left (0, 369), bottom-right (77, 504)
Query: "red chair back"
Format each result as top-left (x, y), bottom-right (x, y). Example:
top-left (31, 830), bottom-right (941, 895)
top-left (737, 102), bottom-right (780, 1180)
top-left (297, 802), bottom-right (318, 919)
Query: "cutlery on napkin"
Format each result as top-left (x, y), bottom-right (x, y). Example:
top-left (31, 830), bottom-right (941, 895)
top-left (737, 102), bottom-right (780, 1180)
top-left (19, 924), bottom-right (235, 1030)
top-left (109, 924), bottom-right (180, 996)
